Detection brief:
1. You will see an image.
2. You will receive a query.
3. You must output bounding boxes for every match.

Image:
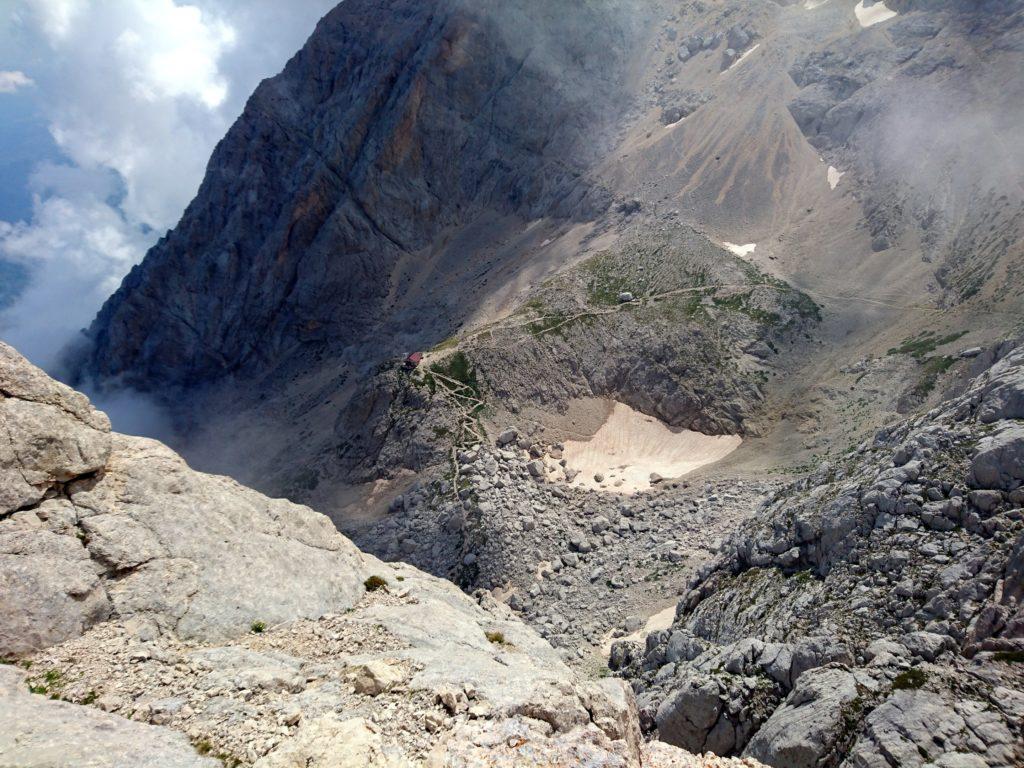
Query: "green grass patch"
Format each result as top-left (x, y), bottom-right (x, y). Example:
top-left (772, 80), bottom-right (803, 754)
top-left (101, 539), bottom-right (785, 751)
top-left (582, 252), bottom-right (637, 306)
top-left (912, 355), bottom-right (957, 398)
top-left (428, 352), bottom-right (480, 397)
top-left (993, 650), bottom-right (1024, 663)
top-left (364, 575), bottom-right (389, 592)
top-left (889, 331), bottom-right (967, 359)
top-left (430, 336), bottom-right (459, 353)
top-left (249, 621), bottom-right (267, 634)
top-left (892, 668), bottom-right (928, 690)
top-left (712, 292), bottom-right (781, 325)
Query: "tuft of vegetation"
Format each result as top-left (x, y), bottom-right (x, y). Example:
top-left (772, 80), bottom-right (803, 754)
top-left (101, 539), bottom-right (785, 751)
top-left (250, 621), bottom-right (267, 634)
top-left (888, 330), bottom-right (967, 359)
top-left (364, 575), bottom-right (389, 592)
top-left (712, 291), bottom-right (780, 325)
top-left (892, 667), bottom-right (928, 690)
top-left (993, 650), bottom-right (1024, 663)
top-left (485, 630), bottom-right (507, 645)
top-left (28, 668), bottom-right (65, 698)
top-left (789, 569), bottom-right (816, 584)
top-left (912, 355), bottom-right (957, 398)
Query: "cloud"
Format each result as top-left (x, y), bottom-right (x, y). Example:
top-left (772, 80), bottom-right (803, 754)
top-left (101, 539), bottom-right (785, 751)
top-left (0, 0), bottom-right (336, 390)
top-left (31, 0), bottom-right (87, 41)
top-left (0, 70), bottom-right (34, 93)
top-left (115, 1), bottom-right (236, 109)
top-left (0, 165), bottom-right (149, 372)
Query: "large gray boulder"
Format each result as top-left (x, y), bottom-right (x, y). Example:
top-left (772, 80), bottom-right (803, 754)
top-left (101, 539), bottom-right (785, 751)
top-left (969, 424), bottom-right (1024, 491)
top-left (846, 691), bottom-right (967, 768)
top-left (0, 342), bottom-right (110, 514)
top-left (1, 429), bottom-right (370, 654)
top-left (975, 348), bottom-right (1024, 423)
top-left (743, 666), bottom-right (860, 768)
top-left (0, 666), bottom-right (217, 768)
top-left (0, 524), bottom-right (111, 656)
top-left (656, 677), bottom-right (725, 753)
top-left (0, 342), bottom-right (369, 655)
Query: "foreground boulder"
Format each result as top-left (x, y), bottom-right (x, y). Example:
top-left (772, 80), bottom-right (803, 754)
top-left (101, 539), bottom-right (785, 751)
top-left (1, 339), bottom-right (366, 657)
top-left (0, 666), bottom-right (217, 768)
top-left (619, 343), bottom-right (1024, 767)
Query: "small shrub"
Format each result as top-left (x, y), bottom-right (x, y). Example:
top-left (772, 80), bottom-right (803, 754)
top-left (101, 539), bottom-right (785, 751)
top-left (993, 650), bottom-right (1024, 663)
top-left (81, 690), bottom-right (98, 705)
top-left (364, 575), bottom-right (388, 592)
top-left (194, 739), bottom-right (214, 756)
top-left (893, 668), bottom-right (928, 690)
top-left (28, 669), bottom-right (64, 697)
top-left (250, 621), bottom-right (267, 634)
top-left (485, 631), bottom-right (506, 645)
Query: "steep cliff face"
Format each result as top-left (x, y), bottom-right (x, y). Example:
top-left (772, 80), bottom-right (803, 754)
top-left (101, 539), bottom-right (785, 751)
top-left (70, 0), bottom-right (1024, 519)
top-left (77, 0), bottom-right (642, 390)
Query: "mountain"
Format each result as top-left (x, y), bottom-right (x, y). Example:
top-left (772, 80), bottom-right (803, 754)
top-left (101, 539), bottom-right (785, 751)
top-left (1, 340), bottom-right (763, 767)
top-left (68, 0), bottom-right (1024, 516)
top-left (45, 0), bottom-right (1024, 764)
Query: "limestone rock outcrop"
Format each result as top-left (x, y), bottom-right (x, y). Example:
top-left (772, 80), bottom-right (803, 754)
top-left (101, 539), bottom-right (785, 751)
top-left (619, 344), bottom-right (1024, 767)
top-left (2, 341), bottom-right (737, 766)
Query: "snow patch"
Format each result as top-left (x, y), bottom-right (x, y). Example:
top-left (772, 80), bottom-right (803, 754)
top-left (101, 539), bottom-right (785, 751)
top-left (855, 1), bottom-right (898, 27)
top-left (828, 166), bottom-right (845, 190)
top-left (563, 402), bottom-right (741, 496)
top-left (804, 0), bottom-right (832, 9)
top-left (722, 242), bottom-right (757, 257)
top-left (727, 43), bottom-right (760, 72)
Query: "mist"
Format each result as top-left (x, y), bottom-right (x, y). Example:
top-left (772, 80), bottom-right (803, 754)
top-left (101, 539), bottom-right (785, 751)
top-left (0, 0), bottom-right (336, 433)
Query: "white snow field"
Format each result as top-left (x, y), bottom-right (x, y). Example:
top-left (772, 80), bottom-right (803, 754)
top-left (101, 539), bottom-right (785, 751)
top-left (563, 402), bottom-right (742, 495)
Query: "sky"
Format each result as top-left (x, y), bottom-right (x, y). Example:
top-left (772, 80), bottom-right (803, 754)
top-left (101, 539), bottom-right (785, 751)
top-left (0, 0), bottom-right (337, 372)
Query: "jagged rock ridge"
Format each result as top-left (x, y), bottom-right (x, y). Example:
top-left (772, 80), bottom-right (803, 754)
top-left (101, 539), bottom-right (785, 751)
top-left (75, 0), bottom-right (641, 391)
top-left (615, 342), bottom-right (1024, 766)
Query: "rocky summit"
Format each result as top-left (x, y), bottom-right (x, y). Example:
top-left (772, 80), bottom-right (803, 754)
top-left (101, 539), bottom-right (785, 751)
top-left (4, 0), bottom-right (1024, 766)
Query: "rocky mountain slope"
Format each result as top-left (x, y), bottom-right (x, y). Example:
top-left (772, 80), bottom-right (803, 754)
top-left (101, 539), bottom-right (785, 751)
top-left (33, 1), bottom-right (1024, 765)
top-left (65, 0), bottom-right (1024, 523)
top-left (613, 341), bottom-right (1024, 766)
top-left (1, 340), bottom-right (777, 767)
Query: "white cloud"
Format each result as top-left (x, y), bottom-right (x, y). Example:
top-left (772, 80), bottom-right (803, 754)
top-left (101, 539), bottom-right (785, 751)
top-left (32, 0), bottom-right (88, 41)
top-left (115, 1), bottom-right (236, 109)
top-left (0, 170), bottom-right (150, 372)
top-left (0, 70), bottom-right (34, 93)
top-left (0, 0), bottom-right (336, 375)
